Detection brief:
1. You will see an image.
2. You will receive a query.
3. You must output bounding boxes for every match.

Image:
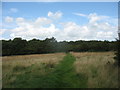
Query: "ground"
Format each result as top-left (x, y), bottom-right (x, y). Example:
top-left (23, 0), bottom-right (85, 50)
top-left (2, 52), bottom-right (119, 88)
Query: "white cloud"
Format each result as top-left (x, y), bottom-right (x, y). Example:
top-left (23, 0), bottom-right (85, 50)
top-left (10, 23), bottom-right (59, 40)
top-left (73, 13), bottom-right (87, 17)
top-left (48, 11), bottom-right (53, 17)
top-left (35, 17), bottom-right (52, 26)
top-left (3, 12), bottom-right (118, 41)
top-left (10, 8), bottom-right (18, 13)
top-left (118, 28), bottom-right (120, 33)
top-left (16, 17), bottom-right (29, 27)
top-left (88, 13), bottom-right (110, 24)
top-left (48, 11), bottom-right (62, 19)
top-left (58, 22), bottom-right (90, 41)
top-left (16, 17), bottom-right (25, 22)
top-left (88, 13), bottom-right (101, 23)
top-left (72, 12), bottom-right (117, 40)
top-left (96, 31), bottom-right (114, 40)
top-left (0, 29), bottom-right (6, 35)
top-left (74, 12), bottom-right (111, 23)
top-left (5, 16), bottom-right (13, 23)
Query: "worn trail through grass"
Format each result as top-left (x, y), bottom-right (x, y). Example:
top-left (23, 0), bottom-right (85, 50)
top-left (6, 53), bottom-right (87, 88)
top-left (51, 53), bottom-right (88, 88)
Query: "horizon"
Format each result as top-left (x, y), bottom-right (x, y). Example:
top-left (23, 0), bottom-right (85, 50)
top-left (1, 2), bottom-right (118, 41)
top-left (0, 36), bottom-right (116, 42)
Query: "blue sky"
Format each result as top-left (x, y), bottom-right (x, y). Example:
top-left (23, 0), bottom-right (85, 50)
top-left (3, 2), bottom-right (117, 19)
top-left (1, 2), bottom-right (118, 41)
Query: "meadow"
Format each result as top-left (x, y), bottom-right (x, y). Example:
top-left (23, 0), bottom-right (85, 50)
top-left (2, 52), bottom-right (119, 88)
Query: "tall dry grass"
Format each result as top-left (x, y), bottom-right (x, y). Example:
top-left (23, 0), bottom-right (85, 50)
top-left (72, 52), bottom-right (119, 88)
top-left (0, 57), bottom-right (2, 89)
top-left (2, 53), bottom-right (65, 87)
top-left (2, 52), bottom-right (119, 88)
top-left (3, 53), bottom-right (65, 68)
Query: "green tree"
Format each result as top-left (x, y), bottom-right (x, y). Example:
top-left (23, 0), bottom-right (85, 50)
top-left (11, 38), bottom-right (27, 55)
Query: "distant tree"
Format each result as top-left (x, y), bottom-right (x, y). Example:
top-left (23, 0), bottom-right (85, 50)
top-left (2, 37), bottom-right (116, 56)
top-left (26, 38), bottom-right (40, 54)
top-left (11, 38), bottom-right (27, 55)
top-left (2, 40), bottom-right (12, 56)
top-left (43, 37), bottom-right (58, 53)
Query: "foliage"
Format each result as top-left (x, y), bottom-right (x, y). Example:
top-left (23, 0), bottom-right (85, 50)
top-left (2, 37), bottom-right (116, 56)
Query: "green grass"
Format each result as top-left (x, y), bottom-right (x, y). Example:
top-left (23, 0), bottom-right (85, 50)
top-left (3, 52), bottom-right (118, 88)
top-left (73, 52), bottom-right (119, 88)
top-left (4, 53), bottom-right (87, 88)
top-left (52, 53), bottom-right (88, 88)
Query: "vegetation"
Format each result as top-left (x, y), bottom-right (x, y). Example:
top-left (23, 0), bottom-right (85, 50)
top-left (2, 37), bottom-right (116, 56)
top-left (2, 53), bottom-right (65, 88)
top-left (3, 53), bottom-right (87, 88)
top-left (2, 52), bottom-right (118, 88)
top-left (73, 52), bottom-right (118, 88)
top-left (50, 53), bottom-right (87, 88)
top-left (2, 37), bottom-right (119, 88)
top-left (114, 39), bottom-right (120, 67)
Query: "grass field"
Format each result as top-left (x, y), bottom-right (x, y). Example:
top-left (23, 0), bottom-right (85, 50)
top-left (72, 52), bottom-right (119, 88)
top-left (2, 52), bottom-right (119, 88)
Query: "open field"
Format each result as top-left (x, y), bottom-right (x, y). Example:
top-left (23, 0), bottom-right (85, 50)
top-left (2, 53), bottom-right (66, 88)
top-left (2, 52), bottom-right (119, 88)
top-left (72, 52), bottom-right (119, 88)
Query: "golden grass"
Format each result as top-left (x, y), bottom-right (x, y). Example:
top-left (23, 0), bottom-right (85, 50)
top-left (72, 52), bottom-right (119, 88)
top-left (2, 53), bottom-right (65, 87)
top-left (2, 52), bottom-right (119, 88)
top-left (2, 53), bottom-right (65, 66)
top-left (0, 57), bottom-right (2, 89)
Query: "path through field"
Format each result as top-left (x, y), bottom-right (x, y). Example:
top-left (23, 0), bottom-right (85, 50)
top-left (3, 52), bottom-right (118, 88)
top-left (49, 53), bottom-right (87, 88)
top-left (3, 53), bottom-right (87, 88)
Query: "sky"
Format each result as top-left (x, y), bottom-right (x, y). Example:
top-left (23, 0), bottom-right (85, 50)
top-left (1, 2), bottom-right (118, 41)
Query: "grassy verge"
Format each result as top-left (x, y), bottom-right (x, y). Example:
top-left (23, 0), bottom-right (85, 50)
top-left (3, 53), bottom-right (87, 88)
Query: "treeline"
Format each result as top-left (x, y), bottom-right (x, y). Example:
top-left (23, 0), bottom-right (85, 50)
top-left (1, 37), bottom-right (116, 56)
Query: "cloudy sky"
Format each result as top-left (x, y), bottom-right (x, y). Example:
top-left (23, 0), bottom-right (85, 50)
top-left (1, 2), bottom-right (118, 41)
